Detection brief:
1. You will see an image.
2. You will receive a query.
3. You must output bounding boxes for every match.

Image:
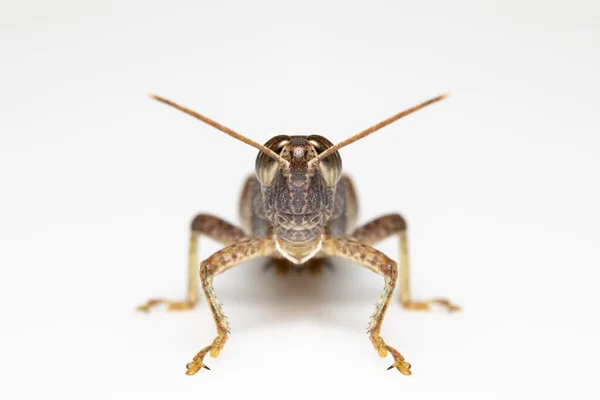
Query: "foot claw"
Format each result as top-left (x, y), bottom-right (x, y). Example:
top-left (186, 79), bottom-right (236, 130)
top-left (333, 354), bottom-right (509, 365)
top-left (185, 336), bottom-right (227, 376)
top-left (388, 360), bottom-right (412, 375)
top-left (372, 336), bottom-right (412, 376)
top-left (185, 360), bottom-right (209, 375)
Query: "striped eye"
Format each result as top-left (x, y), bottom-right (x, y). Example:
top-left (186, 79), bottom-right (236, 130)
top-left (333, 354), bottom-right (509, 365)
top-left (307, 135), bottom-right (342, 187)
top-left (255, 135), bottom-right (290, 186)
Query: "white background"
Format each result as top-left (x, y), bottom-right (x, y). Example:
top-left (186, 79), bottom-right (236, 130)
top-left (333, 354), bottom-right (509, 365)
top-left (1, 1), bottom-right (599, 399)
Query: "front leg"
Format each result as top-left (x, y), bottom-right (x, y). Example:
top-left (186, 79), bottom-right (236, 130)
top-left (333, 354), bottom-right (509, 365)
top-left (185, 237), bottom-right (276, 375)
top-left (351, 214), bottom-right (459, 312)
top-left (137, 214), bottom-right (247, 312)
top-left (321, 236), bottom-right (412, 375)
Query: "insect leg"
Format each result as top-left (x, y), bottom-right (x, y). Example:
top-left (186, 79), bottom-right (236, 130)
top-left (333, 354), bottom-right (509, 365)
top-left (321, 236), bottom-right (411, 375)
top-left (351, 214), bottom-right (459, 312)
top-left (185, 237), bottom-right (276, 375)
top-left (137, 214), bottom-right (247, 312)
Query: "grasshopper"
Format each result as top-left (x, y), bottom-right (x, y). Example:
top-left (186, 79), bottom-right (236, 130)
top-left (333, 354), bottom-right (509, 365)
top-left (138, 94), bottom-right (459, 375)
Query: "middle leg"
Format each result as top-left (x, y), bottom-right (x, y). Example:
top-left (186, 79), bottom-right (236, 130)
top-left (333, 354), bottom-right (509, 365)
top-left (351, 214), bottom-right (459, 312)
top-left (137, 214), bottom-right (247, 312)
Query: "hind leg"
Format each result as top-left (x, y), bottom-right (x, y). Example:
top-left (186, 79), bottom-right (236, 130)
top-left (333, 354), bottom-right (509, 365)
top-left (351, 214), bottom-right (459, 312)
top-left (137, 214), bottom-right (247, 312)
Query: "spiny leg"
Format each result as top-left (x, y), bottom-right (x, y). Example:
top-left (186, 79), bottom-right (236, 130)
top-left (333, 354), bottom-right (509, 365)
top-left (321, 236), bottom-right (411, 375)
top-left (185, 237), bottom-right (276, 374)
top-left (351, 214), bottom-right (459, 312)
top-left (137, 214), bottom-right (247, 312)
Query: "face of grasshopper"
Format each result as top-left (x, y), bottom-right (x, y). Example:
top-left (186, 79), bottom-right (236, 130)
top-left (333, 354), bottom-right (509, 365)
top-left (147, 93), bottom-right (447, 262)
top-left (255, 135), bottom-right (342, 263)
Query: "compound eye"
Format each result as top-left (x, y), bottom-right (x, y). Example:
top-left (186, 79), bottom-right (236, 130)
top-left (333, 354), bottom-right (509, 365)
top-left (255, 135), bottom-right (290, 186)
top-left (307, 135), bottom-right (342, 187)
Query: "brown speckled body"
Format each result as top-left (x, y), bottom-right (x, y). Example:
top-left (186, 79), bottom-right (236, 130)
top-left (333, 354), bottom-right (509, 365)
top-left (138, 94), bottom-right (459, 376)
